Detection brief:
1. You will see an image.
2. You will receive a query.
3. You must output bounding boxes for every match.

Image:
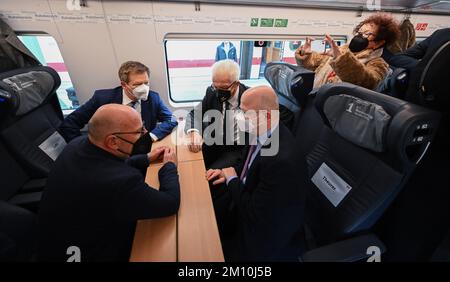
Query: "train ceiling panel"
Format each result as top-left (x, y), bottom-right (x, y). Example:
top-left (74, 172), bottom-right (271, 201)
top-left (150, 0), bottom-right (450, 15)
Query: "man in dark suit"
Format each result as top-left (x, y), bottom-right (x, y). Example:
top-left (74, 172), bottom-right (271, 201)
top-left (389, 28), bottom-right (450, 70)
top-left (390, 28), bottom-right (450, 108)
top-left (38, 104), bottom-right (180, 261)
top-left (185, 59), bottom-right (249, 170)
top-left (59, 61), bottom-right (177, 143)
top-left (206, 86), bottom-right (307, 261)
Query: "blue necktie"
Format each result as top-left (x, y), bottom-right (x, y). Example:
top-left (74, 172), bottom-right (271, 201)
top-left (128, 101), bottom-right (138, 109)
top-left (240, 145), bottom-right (256, 181)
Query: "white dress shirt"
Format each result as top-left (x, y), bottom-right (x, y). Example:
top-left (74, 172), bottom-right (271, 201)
top-left (122, 90), bottom-right (158, 141)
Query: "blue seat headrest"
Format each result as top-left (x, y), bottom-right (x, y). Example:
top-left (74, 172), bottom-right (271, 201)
top-left (315, 83), bottom-right (441, 169)
top-left (0, 66), bottom-right (61, 116)
top-left (264, 62), bottom-right (315, 107)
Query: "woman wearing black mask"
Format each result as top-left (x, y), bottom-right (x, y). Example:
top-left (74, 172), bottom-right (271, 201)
top-left (295, 13), bottom-right (400, 90)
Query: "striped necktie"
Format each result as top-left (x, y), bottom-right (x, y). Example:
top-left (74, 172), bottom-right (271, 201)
top-left (127, 100), bottom-right (138, 109)
top-left (240, 145), bottom-right (257, 181)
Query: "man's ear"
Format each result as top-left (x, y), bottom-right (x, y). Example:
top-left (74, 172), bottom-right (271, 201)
top-left (104, 135), bottom-right (118, 150)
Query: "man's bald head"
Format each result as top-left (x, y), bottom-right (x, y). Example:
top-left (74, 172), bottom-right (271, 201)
top-left (240, 85), bottom-right (279, 112)
top-left (88, 104), bottom-right (142, 144)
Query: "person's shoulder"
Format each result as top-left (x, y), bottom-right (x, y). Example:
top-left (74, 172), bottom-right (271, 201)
top-left (264, 124), bottom-right (298, 162)
top-left (54, 135), bottom-right (87, 163)
top-left (434, 28), bottom-right (450, 37)
top-left (147, 90), bottom-right (162, 101)
top-left (203, 86), bottom-right (216, 100)
top-left (93, 86), bottom-right (122, 99)
top-left (240, 83), bottom-right (250, 90)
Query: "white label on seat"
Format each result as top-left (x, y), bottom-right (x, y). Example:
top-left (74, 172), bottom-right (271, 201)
top-left (39, 131), bottom-right (67, 161)
top-left (311, 163), bottom-right (352, 207)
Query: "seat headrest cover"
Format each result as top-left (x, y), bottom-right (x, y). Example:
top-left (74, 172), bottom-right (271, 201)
top-left (324, 94), bottom-right (391, 152)
top-left (264, 62), bottom-right (315, 106)
top-left (316, 83), bottom-right (441, 169)
top-left (2, 71), bottom-right (55, 116)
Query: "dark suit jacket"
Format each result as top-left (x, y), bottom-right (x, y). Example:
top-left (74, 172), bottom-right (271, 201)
top-left (389, 28), bottom-right (450, 70)
top-left (224, 123), bottom-right (307, 261)
top-left (59, 86), bottom-right (178, 142)
top-left (390, 28), bottom-right (450, 106)
top-left (184, 83), bottom-right (249, 137)
top-left (37, 136), bottom-right (180, 261)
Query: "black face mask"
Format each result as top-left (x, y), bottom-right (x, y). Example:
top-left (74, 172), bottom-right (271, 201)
top-left (349, 35), bottom-right (369, 53)
top-left (130, 133), bottom-right (152, 155)
top-left (216, 89), bottom-right (232, 103)
top-left (116, 133), bottom-right (152, 156)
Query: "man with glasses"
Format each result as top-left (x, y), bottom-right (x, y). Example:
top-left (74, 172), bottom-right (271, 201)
top-left (185, 59), bottom-right (250, 170)
top-left (59, 61), bottom-right (177, 143)
top-left (38, 104), bottom-right (180, 261)
top-left (205, 86), bottom-right (306, 261)
top-left (185, 60), bottom-right (249, 237)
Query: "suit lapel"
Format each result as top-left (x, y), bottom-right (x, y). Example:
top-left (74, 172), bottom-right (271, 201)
top-left (242, 125), bottom-right (281, 187)
top-left (141, 97), bottom-right (150, 125)
top-left (113, 87), bottom-right (124, 104)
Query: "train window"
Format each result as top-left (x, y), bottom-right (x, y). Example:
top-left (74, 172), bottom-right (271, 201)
top-left (164, 37), bottom-right (347, 103)
top-left (18, 34), bottom-right (78, 113)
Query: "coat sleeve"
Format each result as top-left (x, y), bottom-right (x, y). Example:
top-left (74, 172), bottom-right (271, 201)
top-left (330, 50), bottom-right (389, 90)
top-left (296, 51), bottom-right (329, 72)
top-left (184, 88), bottom-right (210, 134)
top-left (115, 162), bottom-right (180, 221)
top-left (125, 154), bottom-right (150, 176)
top-left (58, 91), bottom-right (101, 142)
top-left (150, 93), bottom-right (178, 140)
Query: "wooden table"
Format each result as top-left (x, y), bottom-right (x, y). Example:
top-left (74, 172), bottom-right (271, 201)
top-left (130, 120), bottom-right (224, 262)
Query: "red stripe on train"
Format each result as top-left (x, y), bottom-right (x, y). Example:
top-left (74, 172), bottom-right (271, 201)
top-left (47, 62), bottom-right (67, 72)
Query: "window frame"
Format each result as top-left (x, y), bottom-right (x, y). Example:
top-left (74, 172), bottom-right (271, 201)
top-left (16, 31), bottom-right (78, 115)
top-left (163, 33), bottom-right (347, 105)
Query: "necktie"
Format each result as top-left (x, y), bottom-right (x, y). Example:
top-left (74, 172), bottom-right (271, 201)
top-left (128, 100), bottom-right (138, 109)
top-left (240, 145), bottom-right (257, 181)
top-left (223, 101), bottom-right (229, 145)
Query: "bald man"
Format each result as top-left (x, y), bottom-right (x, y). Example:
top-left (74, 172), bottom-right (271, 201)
top-left (206, 86), bottom-right (307, 261)
top-left (37, 104), bottom-right (180, 261)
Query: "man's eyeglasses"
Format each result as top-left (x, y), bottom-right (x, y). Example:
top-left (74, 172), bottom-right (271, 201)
top-left (111, 125), bottom-right (147, 144)
top-left (211, 81), bottom-right (237, 91)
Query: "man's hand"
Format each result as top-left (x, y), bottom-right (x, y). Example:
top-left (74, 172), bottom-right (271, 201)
top-left (163, 147), bottom-right (177, 166)
top-left (295, 37), bottom-right (314, 61)
top-left (147, 146), bottom-right (167, 163)
top-left (222, 167), bottom-right (237, 180)
top-left (205, 167), bottom-right (237, 186)
top-left (188, 131), bottom-right (203, 153)
top-left (206, 169), bottom-right (225, 185)
top-left (324, 34), bottom-right (341, 59)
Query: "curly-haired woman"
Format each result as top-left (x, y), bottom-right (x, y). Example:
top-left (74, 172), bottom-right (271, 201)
top-left (296, 13), bottom-right (400, 90)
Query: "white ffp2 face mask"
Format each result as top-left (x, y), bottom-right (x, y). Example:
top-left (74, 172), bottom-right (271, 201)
top-left (132, 84), bottom-right (150, 101)
top-left (236, 111), bottom-right (256, 134)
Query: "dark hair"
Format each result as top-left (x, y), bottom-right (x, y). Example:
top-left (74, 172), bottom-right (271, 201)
top-left (118, 61), bottom-right (150, 83)
top-left (353, 13), bottom-right (400, 46)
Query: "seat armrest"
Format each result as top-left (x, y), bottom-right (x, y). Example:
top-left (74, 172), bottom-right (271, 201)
top-left (300, 234), bottom-right (386, 262)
